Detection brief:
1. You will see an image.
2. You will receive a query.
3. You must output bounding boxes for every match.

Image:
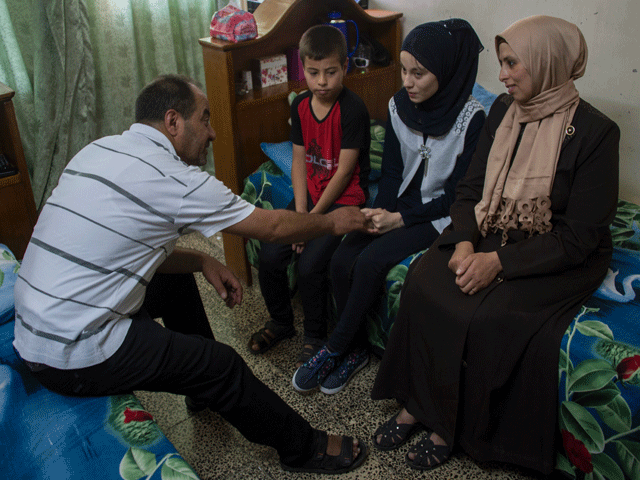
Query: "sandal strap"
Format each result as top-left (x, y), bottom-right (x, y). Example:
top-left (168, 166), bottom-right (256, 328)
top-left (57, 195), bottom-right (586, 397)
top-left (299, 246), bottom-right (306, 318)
top-left (249, 321), bottom-right (272, 344)
top-left (407, 434), bottom-right (451, 469)
top-left (249, 321), bottom-right (294, 347)
top-left (296, 346), bottom-right (316, 365)
top-left (296, 339), bottom-right (324, 364)
top-left (316, 434), bottom-right (358, 470)
top-left (373, 412), bottom-right (422, 450)
top-left (292, 431), bottom-right (352, 470)
top-left (335, 435), bottom-right (356, 468)
top-left (264, 320), bottom-right (289, 337)
top-left (312, 430), bottom-right (328, 462)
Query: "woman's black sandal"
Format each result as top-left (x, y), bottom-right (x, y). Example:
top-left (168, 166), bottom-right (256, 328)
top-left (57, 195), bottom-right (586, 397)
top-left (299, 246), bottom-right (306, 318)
top-left (248, 320), bottom-right (295, 354)
top-left (405, 433), bottom-right (451, 471)
top-left (280, 431), bottom-right (368, 474)
top-left (372, 412), bottom-right (423, 451)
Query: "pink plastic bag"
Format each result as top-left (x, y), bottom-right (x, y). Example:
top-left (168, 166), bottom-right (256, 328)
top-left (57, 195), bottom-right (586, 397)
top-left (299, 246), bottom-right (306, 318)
top-left (210, 5), bottom-right (258, 43)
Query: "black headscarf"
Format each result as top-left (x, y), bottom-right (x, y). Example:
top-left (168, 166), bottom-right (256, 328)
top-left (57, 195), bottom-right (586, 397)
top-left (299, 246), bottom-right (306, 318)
top-left (395, 19), bottom-right (483, 137)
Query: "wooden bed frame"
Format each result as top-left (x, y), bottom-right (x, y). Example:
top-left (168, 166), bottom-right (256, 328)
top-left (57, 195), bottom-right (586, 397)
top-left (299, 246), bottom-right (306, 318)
top-left (200, 0), bottom-right (402, 284)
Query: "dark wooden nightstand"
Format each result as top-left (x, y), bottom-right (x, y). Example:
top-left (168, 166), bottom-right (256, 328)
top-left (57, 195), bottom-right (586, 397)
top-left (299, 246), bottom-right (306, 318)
top-left (0, 82), bottom-right (38, 259)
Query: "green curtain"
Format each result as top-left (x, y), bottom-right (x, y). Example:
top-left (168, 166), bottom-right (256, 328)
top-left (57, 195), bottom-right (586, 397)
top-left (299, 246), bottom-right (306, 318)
top-left (0, 0), bottom-right (95, 209)
top-left (0, 0), bottom-right (225, 208)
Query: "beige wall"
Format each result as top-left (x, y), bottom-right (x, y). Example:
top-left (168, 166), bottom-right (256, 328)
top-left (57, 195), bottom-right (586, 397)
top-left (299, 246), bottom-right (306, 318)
top-left (371, 0), bottom-right (640, 203)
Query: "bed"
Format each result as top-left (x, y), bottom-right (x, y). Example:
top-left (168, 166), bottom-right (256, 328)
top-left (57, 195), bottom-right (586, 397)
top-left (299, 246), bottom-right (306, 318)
top-left (0, 244), bottom-right (199, 480)
top-left (240, 83), bottom-right (640, 479)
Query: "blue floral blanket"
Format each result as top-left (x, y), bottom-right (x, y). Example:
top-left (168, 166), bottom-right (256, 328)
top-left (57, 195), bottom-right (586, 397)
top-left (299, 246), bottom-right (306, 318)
top-left (555, 200), bottom-right (640, 479)
top-left (0, 244), bottom-right (199, 480)
top-left (242, 128), bottom-right (640, 480)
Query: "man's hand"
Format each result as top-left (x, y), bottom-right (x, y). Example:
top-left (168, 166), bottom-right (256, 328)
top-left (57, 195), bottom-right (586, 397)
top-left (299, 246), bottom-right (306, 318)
top-left (326, 206), bottom-right (371, 236)
top-left (225, 206), bottom-right (371, 244)
top-left (454, 250), bottom-right (502, 295)
top-left (292, 206), bottom-right (307, 253)
top-left (201, 255), bottom-right (243, 308)
top-left (362, 208), bottom-right (404, 235)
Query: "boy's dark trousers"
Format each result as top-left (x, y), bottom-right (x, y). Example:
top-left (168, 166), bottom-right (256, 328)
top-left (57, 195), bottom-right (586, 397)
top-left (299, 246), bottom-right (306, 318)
top-left (258, 196), bottom-right (347, 340)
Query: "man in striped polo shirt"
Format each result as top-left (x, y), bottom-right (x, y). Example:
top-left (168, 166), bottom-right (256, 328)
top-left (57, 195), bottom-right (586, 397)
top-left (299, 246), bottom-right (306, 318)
top-left (13, 75), bottom-right (369, 474)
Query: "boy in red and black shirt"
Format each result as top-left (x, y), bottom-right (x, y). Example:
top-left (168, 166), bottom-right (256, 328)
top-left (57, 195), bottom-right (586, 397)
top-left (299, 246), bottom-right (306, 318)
top-left (249, 25), bottom-right (370, 367)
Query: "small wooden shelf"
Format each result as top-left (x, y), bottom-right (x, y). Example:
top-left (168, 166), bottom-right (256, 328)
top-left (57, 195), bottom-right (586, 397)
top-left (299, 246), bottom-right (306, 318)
top-left (235, 81), bottom-right (299, 109)
top-left (0, 172), bottom-right (22, 189)
top-left (234, 62), bottom-right (398, 109)
top-left (200, 0), bottom-right (402, 284)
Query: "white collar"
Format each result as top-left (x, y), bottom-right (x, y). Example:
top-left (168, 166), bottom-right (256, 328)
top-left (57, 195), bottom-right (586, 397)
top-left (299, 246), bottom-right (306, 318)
top-left (128, 123), bottom-right (180, 161)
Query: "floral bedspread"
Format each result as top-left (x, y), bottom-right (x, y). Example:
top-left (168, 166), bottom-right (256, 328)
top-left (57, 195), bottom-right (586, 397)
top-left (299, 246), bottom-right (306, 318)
top-left (241, 82), bottom-right (639, 477)
top-left (242, 167), bottom-right (640, 480)
top-left (556, 200), bottom-right (640, 479)
top-left (0, 244), bottom-right (199, 480)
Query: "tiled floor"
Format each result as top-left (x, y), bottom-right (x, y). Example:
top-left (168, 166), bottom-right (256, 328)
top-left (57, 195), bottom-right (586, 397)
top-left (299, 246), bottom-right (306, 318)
top-left (135, 233), bottom-right (547, 480)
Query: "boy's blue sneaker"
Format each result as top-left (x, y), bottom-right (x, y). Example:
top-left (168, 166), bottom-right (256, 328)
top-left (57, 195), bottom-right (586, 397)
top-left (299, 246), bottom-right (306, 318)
top-left (320, 349), bottom-right (369, 395)
top-left (292, 345), bottom-right (340, 392)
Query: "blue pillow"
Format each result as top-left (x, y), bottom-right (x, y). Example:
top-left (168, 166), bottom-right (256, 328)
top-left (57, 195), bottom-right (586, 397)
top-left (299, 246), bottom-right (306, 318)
top-left (260, 137), bottom-right (383, 183)
top-left (261, 141), bottom-right (293, 178)
top-left (472, 83), bottom-right (498, 112)
top-left (0, 244), bottom-right (19, 326)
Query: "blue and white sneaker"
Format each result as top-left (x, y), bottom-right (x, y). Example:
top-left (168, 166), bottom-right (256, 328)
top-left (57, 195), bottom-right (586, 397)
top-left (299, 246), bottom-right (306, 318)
top-left (292, 346), bottom-right (340, 392)
top-left (320, 349), bottom-right (369, 395)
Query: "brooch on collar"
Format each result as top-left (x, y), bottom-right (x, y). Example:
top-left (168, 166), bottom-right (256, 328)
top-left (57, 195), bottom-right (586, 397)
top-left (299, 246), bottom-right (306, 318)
top-left (419, 144), bottom-right (431, 161)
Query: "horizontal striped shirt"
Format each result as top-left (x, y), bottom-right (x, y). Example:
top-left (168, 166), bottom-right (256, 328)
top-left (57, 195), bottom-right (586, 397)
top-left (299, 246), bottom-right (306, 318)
top-left (13, 124), bottom-right (254, 369)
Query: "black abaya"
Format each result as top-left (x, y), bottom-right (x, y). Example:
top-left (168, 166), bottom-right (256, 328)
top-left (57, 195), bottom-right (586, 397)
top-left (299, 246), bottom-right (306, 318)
top-left (371, 94), bottom-right (620, 474)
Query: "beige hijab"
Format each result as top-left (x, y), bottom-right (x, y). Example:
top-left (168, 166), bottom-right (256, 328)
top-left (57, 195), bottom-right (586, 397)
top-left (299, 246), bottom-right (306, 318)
top-left (475, 15), bottom-right (588, 241)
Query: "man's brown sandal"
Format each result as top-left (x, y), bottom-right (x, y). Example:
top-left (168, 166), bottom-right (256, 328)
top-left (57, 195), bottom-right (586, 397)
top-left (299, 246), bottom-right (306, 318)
top-left (248, 320), bottom-right (295, 354)
top-left (280, 431), bottom-right (368, 474)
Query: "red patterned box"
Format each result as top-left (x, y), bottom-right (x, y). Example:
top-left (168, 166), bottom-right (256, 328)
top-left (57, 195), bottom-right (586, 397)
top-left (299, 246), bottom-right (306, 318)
top-left (254, 54), bottom-right (288, 88)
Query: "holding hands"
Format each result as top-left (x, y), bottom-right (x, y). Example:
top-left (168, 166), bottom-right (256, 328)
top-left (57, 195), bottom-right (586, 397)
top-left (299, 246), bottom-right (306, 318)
top-left (362, 208), bottom-right (405, 235)
top-left (324, 206), bottom-right (374, 236)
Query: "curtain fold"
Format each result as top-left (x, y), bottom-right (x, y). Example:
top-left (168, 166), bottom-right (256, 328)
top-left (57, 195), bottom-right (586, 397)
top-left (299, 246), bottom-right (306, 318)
top-left (0, 0), bottom-right (222, 208)
top-left (0, 0), bottom-right (96, 208)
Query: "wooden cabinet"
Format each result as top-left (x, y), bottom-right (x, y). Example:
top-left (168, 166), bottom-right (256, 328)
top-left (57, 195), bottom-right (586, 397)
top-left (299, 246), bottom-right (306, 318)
top-left (0, 82), bottom-right (37, 260)
top-left (200, 0), bottom-right (402, 284)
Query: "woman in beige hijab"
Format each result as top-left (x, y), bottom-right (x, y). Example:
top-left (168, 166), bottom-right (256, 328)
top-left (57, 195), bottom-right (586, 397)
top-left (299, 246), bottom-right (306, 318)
top-left (370, 15), bottom-right (620, 474)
